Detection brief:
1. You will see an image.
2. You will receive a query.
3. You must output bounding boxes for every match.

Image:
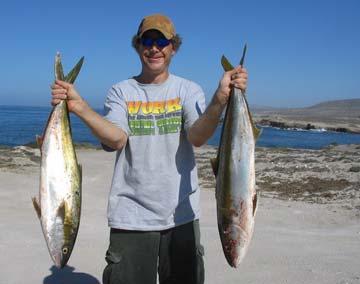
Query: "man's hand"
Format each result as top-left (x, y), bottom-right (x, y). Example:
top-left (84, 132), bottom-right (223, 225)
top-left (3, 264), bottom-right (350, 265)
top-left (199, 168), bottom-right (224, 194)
top-left (187, 65), bottom-right (248, 147)
top-left (215, 65), bottom-right (248, 106)
top-left (51, 79), bottom-right (87, 114)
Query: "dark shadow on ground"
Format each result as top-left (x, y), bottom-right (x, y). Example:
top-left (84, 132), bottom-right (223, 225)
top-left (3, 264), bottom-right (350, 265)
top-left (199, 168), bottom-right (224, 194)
top-left (43, 265), bottom-right (100, 284)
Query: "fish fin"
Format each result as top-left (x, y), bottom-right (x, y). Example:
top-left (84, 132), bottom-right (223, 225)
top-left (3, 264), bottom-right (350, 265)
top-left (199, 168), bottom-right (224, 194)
top-left (221, 55), bottom-right (235, 72)
top-left (239, 44), bottom-right (247, 67)
top-left (36, 135), bottom-right (44, 150)
top-left (78, 163), bottom-right (82, 183)
top-left (210, 157), bottom-right (219, 176)
top-left (221, 44), bottom-right (247, 72)
top-left (55, 52), bottom-right (65, 81)
top-left (253, 126), bottom-right (263, 141)
top-left (242, 93), bottom-right (262, 141)
top-left (252, 193), bottom-right (258, 217)
top-left (32, 197), bottom-right (41, 219)
top-left (64, 56), bottom-right (85, 84)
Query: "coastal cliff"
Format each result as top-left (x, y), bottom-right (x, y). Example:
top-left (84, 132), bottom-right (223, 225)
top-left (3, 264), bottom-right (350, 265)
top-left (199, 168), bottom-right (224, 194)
top-left (251, 99), bottom-right (360, 133)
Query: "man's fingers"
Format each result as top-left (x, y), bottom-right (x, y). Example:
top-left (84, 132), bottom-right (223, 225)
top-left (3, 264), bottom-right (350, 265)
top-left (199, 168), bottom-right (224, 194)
top-left (51, 98), bottom-right (62, 106)
top-left (230, 66), bottom-right (247, 91)
top-left (56, 94), bottom-right (68, 100)
top-left (52, 87), bottom-right (66, 94)
top-left (55, 79), bottom-right (72, 89)
top-left (51, 81), bottom-right (69, 93)
top-left (226, 67), bottom-right (241, 77)
top-left (51, 82), bottom-right (68, 101)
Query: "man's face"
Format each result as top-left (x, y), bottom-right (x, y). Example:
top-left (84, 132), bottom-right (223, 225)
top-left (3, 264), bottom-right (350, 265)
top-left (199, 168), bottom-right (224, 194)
top-left (137, 30), bottom-right (175, 76)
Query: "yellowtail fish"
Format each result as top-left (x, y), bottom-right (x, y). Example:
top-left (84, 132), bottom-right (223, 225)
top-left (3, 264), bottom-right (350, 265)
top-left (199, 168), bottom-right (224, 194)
top-left (32, 52), bottom-right (83, 268)
top-left (211, 45), bottom-right (261, 267)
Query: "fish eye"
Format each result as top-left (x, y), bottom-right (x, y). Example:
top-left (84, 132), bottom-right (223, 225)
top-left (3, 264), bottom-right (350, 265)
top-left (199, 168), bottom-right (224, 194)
top-left (62, 247), bottom-right (69, 255)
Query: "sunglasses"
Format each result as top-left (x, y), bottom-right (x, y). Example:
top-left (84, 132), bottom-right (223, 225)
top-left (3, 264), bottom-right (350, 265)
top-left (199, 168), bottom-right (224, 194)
top-left (141, 37), bottom-right (171, 48)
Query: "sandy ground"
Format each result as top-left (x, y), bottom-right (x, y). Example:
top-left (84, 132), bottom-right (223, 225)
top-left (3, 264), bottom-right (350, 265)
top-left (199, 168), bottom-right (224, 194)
top-left (0, 145), bottom-right (359, 284)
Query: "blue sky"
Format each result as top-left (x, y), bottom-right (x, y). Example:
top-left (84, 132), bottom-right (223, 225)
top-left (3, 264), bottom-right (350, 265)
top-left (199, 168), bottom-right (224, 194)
top-left (0, 0), bottom-right (359, 108)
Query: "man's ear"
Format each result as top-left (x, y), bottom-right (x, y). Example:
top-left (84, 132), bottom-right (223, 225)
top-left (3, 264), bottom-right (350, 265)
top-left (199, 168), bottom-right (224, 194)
top-left (135, 44), bottom-right (142, 54)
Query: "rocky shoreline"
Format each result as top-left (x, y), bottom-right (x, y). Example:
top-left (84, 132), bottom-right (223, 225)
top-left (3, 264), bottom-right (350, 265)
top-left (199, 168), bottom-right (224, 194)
top-left (4, 143), bottom-right (359, 213)
top-left (254, 115), bottom-right (360, 133)
top-left (194, 144), bottom-right (360, 214)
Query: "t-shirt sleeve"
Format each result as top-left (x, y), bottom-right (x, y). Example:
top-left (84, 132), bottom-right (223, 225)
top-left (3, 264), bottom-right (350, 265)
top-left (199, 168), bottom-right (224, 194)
top-left (182, 82), bottom-right (206, 132)
top-left (103, 86), bottom-right (130, 135)
top-left (101, 86), bottom-right (130, 152)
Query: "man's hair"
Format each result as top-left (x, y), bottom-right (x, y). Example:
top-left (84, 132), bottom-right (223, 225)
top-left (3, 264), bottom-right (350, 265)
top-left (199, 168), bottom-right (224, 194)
top-left (131, 34), bottom-right (183, 51)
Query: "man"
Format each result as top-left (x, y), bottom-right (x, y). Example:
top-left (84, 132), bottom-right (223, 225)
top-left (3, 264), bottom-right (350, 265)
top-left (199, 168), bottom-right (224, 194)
top-left (51, 13), bottom-right (247, 284)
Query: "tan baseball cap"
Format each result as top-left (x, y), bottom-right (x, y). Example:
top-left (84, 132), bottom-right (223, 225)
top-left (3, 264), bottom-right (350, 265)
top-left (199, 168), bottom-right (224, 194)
top-left (137, 14), bottom-right (176, 40)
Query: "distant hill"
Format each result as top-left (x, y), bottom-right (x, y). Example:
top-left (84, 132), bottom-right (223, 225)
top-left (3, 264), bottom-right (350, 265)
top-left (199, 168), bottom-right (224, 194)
top-left (251, 99), bottom-right (360, 133)
top-left (252, 99), bottom-right (360, 118)
top-left (305, 99), bottom-right (360, 118)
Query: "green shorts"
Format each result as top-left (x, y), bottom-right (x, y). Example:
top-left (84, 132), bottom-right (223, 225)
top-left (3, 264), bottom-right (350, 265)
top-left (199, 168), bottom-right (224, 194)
top-left (102, 220), bottom-right (205, 284)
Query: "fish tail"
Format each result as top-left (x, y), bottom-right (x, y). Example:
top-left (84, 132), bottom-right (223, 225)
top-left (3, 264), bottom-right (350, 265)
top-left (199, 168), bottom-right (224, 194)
top-left (32, 197), bottom-right (41, 219)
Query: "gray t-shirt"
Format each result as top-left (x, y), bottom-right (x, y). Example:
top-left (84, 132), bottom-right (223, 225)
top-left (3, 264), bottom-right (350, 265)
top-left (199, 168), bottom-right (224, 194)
top-left (103, 74), bottom-right (206, 230)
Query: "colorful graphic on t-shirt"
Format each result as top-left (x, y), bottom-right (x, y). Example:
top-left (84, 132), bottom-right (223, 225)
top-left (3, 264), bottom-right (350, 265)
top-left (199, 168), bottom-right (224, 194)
top-left (127, 98), bottom-right (183, 136)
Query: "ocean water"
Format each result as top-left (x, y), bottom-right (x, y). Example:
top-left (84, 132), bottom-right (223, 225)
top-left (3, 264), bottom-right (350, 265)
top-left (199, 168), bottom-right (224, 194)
top-left (0, 105), bottom-right (99, 147)
top-left (208, 125), bottom-right (360, 149)
top-left (1, 105), bottom-right (360, 149)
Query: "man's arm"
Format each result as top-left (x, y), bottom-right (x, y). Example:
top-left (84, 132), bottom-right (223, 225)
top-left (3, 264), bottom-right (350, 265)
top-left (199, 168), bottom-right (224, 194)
top-left (187, 65), bottom-right (248, 147)
top-left (51, 80), bottom-right (128, 150)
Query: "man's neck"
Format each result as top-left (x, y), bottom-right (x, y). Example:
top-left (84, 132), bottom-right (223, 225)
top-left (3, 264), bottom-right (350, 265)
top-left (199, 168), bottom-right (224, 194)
top-left (134, 71), bottom-right (170, 84)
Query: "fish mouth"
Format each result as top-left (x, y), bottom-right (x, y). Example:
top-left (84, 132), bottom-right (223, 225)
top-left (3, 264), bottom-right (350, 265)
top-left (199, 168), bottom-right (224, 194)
top-left (50, 248), bottom-right (72, 269)
top-left (219, 222), bottom-right (251, 268)
top-left (51, 253), bottom-right (64, 268)
top-left (228, 247), bottom-right (248, 268)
